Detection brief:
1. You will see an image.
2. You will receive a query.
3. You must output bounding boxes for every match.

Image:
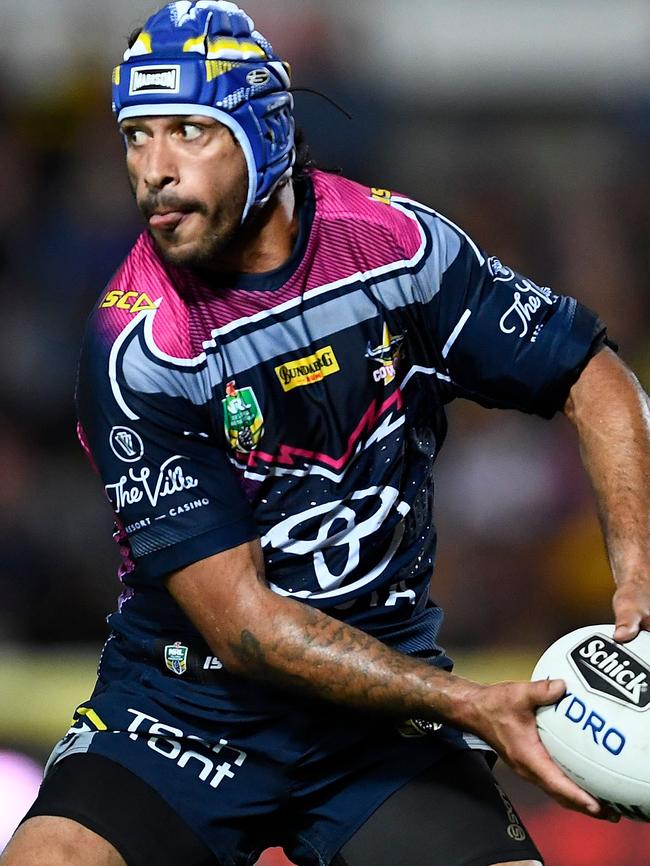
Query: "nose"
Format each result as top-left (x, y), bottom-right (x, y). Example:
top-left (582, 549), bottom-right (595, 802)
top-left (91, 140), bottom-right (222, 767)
top-left (143, 137), bottom-right (178, 191)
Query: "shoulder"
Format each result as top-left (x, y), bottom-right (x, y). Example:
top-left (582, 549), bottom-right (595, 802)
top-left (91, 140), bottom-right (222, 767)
top-left (78, 233), bottom-right (209, 422)
top-left (83, 232), bottom-right (194, 361)
top-left (76, 234), bottom-right (206, 426)
top-left (311, 171), bottom-right (421, 258)
top-left (310, 171), bottom-right (464, 273)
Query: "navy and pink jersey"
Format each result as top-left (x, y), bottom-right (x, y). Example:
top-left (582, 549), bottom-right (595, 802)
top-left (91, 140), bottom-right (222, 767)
top-left (77, 170), bottom-right (605, 660)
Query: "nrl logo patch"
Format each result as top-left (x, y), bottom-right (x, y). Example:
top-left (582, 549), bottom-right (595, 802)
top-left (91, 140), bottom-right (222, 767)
top-left (570, 634), bottom-right (650, 710)
top-left (164, 641), bottom-right (188, 676)
top-left (129, 65), bottom-right (181, 95)
top-left (222, 380), bottom-right (264, 453)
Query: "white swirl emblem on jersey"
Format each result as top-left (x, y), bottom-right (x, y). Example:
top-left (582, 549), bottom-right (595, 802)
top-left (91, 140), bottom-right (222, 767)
top-left (488, 256), bottom-right (515, 281)
top-left (105, 456), bottom-right (199, 513)
top-left (109, 426), bottom-right (145, 463)
top-left (262, 486), bottom-right (410, 599)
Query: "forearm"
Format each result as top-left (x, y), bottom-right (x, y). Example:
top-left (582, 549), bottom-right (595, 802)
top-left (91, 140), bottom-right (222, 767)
top-left (173, 559), bottom-right (482, 727)
top-left (564, 348), bottom-right (650, 580)
top-left (226, 591), bottom-right (480, 724)
top-left (167, 543), bottom-right (603, 815)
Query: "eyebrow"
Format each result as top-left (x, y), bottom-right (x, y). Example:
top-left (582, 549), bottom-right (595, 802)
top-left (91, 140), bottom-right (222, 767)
top-left (119, 118), bottom-right (149, 133)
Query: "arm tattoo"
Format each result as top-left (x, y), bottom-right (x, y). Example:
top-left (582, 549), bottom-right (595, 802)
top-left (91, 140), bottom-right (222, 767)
top-left (227, 602), bottom-right (463, 721)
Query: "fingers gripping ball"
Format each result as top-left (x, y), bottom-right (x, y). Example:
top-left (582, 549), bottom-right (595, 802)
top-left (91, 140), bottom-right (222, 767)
top-left (532, 625), bottom-right (650, 821)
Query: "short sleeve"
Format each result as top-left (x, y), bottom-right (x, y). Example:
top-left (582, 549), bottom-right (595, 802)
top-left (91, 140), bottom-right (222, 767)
top-left (410, 206), bottom-right (607, 418)
top-left (76, 314), bottom-right (259, 586)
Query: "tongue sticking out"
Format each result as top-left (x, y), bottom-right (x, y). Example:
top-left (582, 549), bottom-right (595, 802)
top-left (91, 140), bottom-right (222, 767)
top-left (149, 212), bottom-right (187, 231)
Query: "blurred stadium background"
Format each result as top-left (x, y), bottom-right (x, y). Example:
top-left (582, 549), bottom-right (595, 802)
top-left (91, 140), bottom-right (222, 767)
top-left (0, 0), bottom-right (649, 862)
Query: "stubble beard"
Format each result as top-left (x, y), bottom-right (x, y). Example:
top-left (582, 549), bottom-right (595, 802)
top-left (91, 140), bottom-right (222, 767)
top-left (154, 195), bottom-right (247, 270)
top-left (136, 174), bottom-right (249, 272)
top-left (158, 209), bottom-right (241, 270)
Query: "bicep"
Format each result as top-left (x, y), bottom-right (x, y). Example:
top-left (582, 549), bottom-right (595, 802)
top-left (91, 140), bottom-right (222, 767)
top-left (563, 346), bottom-right (640, 425)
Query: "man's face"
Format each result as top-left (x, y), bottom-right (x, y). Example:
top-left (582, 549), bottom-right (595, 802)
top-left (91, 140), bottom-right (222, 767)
top-left (120, 115), bottom-right (248, 268)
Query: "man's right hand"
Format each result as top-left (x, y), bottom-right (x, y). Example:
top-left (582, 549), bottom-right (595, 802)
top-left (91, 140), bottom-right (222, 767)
top-left (460, 677), bottom-right (613, 818)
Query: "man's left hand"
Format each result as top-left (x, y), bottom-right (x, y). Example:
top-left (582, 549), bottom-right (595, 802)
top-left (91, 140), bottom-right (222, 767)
top-left (613, 577), bottom-right (650, 642)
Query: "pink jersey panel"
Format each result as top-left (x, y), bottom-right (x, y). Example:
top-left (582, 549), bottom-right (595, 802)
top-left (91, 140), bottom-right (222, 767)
top-left (304, 171), bottom-right (423, 290)
top-left (94, 171), bottom-right (422, 356)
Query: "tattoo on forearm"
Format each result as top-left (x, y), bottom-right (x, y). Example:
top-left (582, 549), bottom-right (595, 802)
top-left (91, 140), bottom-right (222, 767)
top-left (229, 625), bottom-right (331, 698)
top-left (227, 604), bottom-right (456, 720)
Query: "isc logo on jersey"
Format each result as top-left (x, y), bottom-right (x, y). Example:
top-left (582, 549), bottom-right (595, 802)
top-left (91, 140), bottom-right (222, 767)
top-left (370, 187), bottom-right (392, 205)
top-left (101, 291), bottom-right (158, 314)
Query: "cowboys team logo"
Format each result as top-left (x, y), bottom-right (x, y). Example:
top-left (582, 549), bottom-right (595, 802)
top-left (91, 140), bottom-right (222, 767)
top-left (164, 641), bottom-right (188, 676)
top-left (366, 323), bottom-right (404, 386)
top-left (222, 380), bottom-right (264, 453)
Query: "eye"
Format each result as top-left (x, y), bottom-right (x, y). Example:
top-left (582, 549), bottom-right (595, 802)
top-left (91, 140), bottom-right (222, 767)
top-left (123, 128), bottom-right (148, 147)
top-left (179, 123), bottom-right (203, 141)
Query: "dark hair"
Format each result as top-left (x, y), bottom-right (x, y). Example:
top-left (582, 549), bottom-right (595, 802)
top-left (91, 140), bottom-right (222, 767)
top-left (292, 127), bottom-right (316, 182)
top-left (128, 27), bottom-right (143, 48)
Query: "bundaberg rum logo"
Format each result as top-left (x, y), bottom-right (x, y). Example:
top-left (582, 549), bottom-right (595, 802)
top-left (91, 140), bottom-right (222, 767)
top-left (274, 346), bottom-right (340, 393)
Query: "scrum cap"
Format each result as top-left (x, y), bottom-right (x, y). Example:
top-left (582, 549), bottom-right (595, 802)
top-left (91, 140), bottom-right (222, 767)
top-left (112, 1), bottom-right (295, 222)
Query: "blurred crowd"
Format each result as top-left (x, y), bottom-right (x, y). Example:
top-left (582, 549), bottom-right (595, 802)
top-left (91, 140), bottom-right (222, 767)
top-left (0, 0), bottom-right (650, 866)
top-left (0, 4), bottom-right (648, 657)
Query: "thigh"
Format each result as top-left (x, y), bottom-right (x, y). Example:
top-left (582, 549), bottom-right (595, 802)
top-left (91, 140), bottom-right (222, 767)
top-left (335, 750), bottom-right (543, 866)
top-left (45, 674), bottom-right (294, 865)
top-left (1, 816), bottom-right (125, 866)
top-left (15, 753), bottom-right (220, 866)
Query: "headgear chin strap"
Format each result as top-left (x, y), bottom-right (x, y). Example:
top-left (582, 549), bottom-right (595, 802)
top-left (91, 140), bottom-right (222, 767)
top-left (112, 1), bottom-right (295, 222)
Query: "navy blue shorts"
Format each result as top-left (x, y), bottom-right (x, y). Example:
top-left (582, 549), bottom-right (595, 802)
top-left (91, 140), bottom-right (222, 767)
top-left (40, 635), bottom-right (492, 866)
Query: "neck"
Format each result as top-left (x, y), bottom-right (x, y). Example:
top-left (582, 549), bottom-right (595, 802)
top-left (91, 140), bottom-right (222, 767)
top-left (212, 181), bottom-right (298, 274)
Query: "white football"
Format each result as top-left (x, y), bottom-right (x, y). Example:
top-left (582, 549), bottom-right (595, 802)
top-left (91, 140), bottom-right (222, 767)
top-left (532, 624), bottom-right (650, 820)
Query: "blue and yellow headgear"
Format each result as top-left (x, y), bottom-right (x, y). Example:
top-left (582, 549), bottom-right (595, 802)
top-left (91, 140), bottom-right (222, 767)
top-left (112, 1), bottom-right (295, 222)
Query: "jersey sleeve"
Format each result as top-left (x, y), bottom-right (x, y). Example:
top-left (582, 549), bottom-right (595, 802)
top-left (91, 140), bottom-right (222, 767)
top-left (76, 311), bottom-right (259, 586)
top-left (409, 205), bottom-right (608, 417)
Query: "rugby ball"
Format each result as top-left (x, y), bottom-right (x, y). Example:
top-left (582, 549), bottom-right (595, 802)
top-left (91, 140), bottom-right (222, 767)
top-left (532, 624), bottom-right (650, 820)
